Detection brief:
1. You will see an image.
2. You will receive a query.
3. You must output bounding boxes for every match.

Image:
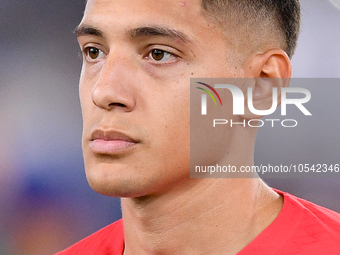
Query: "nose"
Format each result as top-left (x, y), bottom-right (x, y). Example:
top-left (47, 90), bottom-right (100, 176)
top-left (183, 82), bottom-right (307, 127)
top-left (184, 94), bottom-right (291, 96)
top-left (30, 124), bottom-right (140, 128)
top-left (91, 55), bottom-right (136, 112)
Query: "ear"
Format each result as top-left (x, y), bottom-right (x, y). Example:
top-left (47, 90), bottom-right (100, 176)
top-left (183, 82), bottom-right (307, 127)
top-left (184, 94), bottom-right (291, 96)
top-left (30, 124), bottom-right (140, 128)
top-left (242, 49), bottom-right (291, 120)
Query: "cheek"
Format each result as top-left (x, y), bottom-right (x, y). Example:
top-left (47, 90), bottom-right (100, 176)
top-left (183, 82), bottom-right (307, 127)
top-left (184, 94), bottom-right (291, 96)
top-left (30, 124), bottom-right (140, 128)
top-left (78, 62), bottom-right (103, 108)
top-left (79, 78), bottom-right (102, 149)
top-left (190, 82), bottom-right (237, 168)
top-left (146, 89), bottom-right (191, 166)
top-left (78, 71), bottom-right (99, 118)
top-left (79, 72), bottom-right (91, 113)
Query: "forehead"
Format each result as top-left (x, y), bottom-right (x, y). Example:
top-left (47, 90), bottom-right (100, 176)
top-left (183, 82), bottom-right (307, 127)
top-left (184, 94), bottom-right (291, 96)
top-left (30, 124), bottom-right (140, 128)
top-left (80, 0), bottom-right (212, 39)
top-left (84, 0), bottom-right (202, 18)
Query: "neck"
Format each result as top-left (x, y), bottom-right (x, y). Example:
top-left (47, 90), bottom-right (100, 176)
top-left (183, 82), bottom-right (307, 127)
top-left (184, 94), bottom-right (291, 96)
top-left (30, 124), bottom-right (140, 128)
top-left (122, 126), bottom-right (283, 254)
top-left (122, 178), bottom-right (283, 255)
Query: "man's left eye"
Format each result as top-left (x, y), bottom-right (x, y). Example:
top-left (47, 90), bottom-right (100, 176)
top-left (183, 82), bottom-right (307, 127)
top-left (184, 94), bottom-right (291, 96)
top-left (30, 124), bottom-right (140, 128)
top-left (149, 49), bottom-right (176, 62)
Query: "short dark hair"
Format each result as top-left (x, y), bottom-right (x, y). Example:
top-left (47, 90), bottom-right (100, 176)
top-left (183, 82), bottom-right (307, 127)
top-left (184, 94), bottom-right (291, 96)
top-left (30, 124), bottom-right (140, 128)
top-left (201, 0), bottom-right (301, 58)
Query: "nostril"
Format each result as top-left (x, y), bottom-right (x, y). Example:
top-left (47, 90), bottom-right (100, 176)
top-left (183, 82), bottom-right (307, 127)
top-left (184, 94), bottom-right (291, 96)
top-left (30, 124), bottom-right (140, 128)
top-left (108, 102), bottom-right (126, 108)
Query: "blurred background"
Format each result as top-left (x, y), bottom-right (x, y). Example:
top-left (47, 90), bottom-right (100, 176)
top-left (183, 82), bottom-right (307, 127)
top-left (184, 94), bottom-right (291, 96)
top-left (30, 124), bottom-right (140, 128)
top-left (0, 0), bottom-right (339, 254)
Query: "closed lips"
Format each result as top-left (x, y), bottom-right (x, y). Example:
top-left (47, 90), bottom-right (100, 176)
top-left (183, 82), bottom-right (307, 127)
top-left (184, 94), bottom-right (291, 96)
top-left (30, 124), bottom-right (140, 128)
top-left (89, 129), bottom-right (139, 155)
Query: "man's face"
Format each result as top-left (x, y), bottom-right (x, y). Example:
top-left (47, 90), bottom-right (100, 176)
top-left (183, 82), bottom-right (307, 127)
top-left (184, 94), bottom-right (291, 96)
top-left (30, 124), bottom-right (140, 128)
top-left (77, 0), bottom-right (242, 197)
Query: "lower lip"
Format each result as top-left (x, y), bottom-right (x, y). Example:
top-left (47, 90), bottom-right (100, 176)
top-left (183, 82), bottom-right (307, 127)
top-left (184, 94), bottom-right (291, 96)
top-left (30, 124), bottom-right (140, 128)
top-left (89, 139), bottom-right (137, 155)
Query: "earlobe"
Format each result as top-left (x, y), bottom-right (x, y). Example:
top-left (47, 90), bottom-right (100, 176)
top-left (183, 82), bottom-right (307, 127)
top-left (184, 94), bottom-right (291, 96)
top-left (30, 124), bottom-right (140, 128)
top-left (242, 49), bottom-right (291, 120)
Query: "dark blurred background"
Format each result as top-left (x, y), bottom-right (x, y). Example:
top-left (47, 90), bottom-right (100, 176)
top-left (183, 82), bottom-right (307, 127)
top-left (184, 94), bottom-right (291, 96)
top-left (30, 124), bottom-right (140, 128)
top-left (0, 0), bottom-right (339, 254)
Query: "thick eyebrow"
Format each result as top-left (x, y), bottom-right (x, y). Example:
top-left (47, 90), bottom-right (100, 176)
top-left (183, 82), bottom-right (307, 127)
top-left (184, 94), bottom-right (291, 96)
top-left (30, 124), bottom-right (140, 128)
top-left (74, 24), bottom-right (192, 43)
top-left (74, 25), bottom-right (104, 38)
top-left (128, 26), bottom-right (191, 43)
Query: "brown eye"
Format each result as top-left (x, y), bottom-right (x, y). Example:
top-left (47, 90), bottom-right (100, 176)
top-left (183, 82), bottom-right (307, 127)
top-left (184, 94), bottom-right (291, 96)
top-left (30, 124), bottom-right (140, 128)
top-left (88, 47), bottom-right (99, 59)
top-left (84, 47), bottom-right (105, 62)
top-left (151, 49), bottom-right (165, 61)
top-left (149, 49), bottom-right (176, 63)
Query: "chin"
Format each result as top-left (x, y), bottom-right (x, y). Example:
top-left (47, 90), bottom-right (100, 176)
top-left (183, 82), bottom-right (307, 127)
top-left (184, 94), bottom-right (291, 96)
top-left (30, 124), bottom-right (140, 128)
top-left (83, 155), bottom-right (190, 198)
top-left (85, 169), bottom-right (160, 198)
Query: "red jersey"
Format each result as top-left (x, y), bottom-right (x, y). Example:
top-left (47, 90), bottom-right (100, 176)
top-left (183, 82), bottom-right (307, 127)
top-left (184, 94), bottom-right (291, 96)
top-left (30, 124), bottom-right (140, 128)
top-left (56, 190), bottom-right (340, 254)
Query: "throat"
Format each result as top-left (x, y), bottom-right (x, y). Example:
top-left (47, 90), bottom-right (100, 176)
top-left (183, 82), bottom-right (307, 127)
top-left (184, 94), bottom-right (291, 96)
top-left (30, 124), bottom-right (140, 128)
top-left (121, 178), bottom-right (283, 255)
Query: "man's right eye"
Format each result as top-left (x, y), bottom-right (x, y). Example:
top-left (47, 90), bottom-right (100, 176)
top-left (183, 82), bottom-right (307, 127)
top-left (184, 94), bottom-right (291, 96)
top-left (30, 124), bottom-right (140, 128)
top-left (83, 47), bottom-right (106, 61)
